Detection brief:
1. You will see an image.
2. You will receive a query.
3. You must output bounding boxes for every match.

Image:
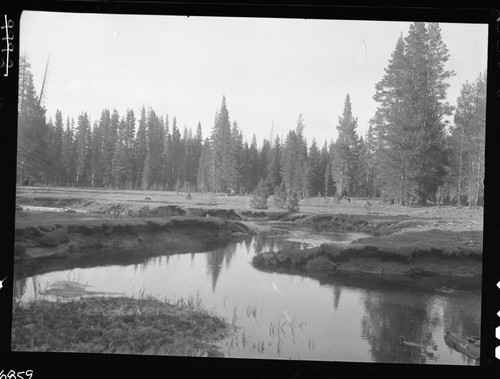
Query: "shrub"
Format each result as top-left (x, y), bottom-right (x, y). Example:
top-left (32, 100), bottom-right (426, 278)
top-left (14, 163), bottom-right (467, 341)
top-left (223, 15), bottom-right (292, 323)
top-left (285, 191), bottom-right (300, 212)
top-left (272, 183), bottom-right (300, 212)
top-left (250, 179), bottom-right (270, 209)
top-left (272, 183), bottom-right (287, 209)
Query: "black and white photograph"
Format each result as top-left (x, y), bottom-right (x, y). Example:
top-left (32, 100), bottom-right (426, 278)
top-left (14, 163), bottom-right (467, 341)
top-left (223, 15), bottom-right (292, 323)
top-left (10, 8), bottom-right (490, 367)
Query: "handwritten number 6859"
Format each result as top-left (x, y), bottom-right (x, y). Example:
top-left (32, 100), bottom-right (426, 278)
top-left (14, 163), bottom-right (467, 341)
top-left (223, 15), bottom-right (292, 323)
top-left (0, 370), bottom-right (34, 379)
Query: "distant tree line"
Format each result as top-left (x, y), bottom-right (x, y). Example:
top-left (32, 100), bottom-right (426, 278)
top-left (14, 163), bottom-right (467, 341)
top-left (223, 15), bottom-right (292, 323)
top-left (17, 22), bottom-right (486, 207)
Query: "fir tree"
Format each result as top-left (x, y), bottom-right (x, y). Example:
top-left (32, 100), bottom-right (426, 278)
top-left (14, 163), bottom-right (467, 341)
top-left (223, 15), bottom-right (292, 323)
top-left (372, 23), bottom-right (454, 204)
top-left (331, 94), bottom-right (360, 198)
top-left (90, 120), bottom-right (104, 187)
top-left (308, 139), bottom-right (324, 196)
top-left (61, 117), bottom-right (76, 185)
top-left (75, 113), bottom-right (92, 186)
top-left (17, 54), bottom-right (49, 184)
top-left (267, 135), bottom-right (282, 193)
top-left (134, 106), bottom-right (148, 188)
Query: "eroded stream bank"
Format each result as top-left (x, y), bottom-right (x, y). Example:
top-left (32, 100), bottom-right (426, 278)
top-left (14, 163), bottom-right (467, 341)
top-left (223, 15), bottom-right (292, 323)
top-left (14, 216), bottom-right (249, 275)
top-left (14, 201), bottom-right (483, 282)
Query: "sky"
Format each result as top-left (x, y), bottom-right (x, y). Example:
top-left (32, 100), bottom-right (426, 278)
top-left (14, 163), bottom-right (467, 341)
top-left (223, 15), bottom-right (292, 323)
top-left (19, 11), bottom-right (488, 146)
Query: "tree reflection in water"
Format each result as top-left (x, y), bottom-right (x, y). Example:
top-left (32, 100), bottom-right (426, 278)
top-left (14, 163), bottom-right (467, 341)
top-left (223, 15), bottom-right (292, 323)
top-left (204, 235), bottom-right (304, 291)
top-left (359, 287), bottom-right (480, 364)
top-left (206, 243), bottom-right (238, 291)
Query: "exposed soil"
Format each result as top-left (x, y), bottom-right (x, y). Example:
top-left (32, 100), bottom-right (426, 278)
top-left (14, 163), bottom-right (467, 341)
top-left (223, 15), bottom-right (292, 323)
top-left (11, 296), bottom-right (229, 356)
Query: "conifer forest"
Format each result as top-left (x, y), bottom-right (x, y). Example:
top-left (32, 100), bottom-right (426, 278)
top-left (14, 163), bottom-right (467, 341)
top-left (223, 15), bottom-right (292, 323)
top-left (16, 22), bottom-right (486, 208)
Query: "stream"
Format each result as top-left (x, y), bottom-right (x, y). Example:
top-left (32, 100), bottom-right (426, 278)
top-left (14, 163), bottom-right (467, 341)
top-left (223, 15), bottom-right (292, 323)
top-left (13, 232), bottom-right (481, 365)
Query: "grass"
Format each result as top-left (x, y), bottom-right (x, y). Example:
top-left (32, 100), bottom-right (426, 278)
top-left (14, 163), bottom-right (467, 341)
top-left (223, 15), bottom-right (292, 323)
top-left (11, 296), bottom-right (229, 356)
top-left (252, 228), bottom-right (482, 279)
top-left (347, 229), bottom-right (483, 259)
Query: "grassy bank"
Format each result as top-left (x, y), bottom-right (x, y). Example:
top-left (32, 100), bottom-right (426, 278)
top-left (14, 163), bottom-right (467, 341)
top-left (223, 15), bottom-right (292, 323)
top-left (253, 229), bottom-right (482, 280)
top-left (12, 296), bottom-right (228, 356)
top-left (15, 186), bottom-right (483, 281)
top-left (15, 216), bottom-right (250, 263)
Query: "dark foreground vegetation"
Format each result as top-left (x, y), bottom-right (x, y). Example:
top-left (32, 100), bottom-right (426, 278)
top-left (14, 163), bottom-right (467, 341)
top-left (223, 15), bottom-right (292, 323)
top-left (12, 296), bottom-right (228, 356)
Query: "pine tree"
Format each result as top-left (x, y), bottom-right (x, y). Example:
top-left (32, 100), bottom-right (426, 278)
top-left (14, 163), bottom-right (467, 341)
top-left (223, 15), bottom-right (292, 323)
top-left (123, 109), bottom-right (136, 188)
top-left (308, 139), bottom-right (324, 196)
top-left (248, 135), bottom-right (260, 192)
top-left (449, 72), bottom-right (486, 206)
top-left (142, 108), bottom-right (164, 189)
top-left (259, 139), bottom-right (271, 183)
top-left (50, 110), bottom-right (64, 184)
top-left (61, 117), bottom-right (76, 186)
top-left (17, 54), bottom-right (50, 184)
top-left (169, 117), bottom-right (184, 190)
top-left (112, 117), bottom-right (127, 188)
top-left (371, 23), bottom-right (454, 204)
top-left (134, 106), bottom-right (148, 189)
top-left (266, 135), bottom-right (282, 193)
top-left (210, 96), bottom-right (237, 192)
top-left (100, 109), bottom-right (115, 187)
top-left (162, 115), bottom-right (172, 189)
top-left (197, 138), bottom-right (212, 192)
top-left (75, 113), bottom-right (92, 186)
top-left (322, 141), bottom-right (335, 197)
top-left (280, 114), bottom-right (308, 199)
top-left (231, 121), bottom-right (244, 193)
top-left (90, 120), bottom-right (104, 187)
top-left (331, 94), bottom-right (360, 198)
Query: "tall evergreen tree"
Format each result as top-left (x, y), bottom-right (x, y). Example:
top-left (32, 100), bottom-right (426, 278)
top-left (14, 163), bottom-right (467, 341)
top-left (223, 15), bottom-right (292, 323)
top-left (61, 117), bottom-right (76, 186)
top-left (134, 107), bottom-right (148, 188)
top-left (331, 94), bottom-right (360, 198)
top-left (112, 117), bottom-right (127, 188)
top-left (372, 23), bottom-right (454, 204)
top-left (142, 108), bottom-right (164, 189)
top-left (50, 110), bottom-right (64, 184)
top-left (281, 114), bottom-right (309, 197)
top-left (100, 109), bottom-right (115, 187)
top-left (266, 135), bottom-right (282, 192)
top-left (75, 113), bottom-right (92, 186)
top-left (210, 96), bottom-right (237, 192)
top-left (17, 54), bottom-right (50, 184)
top-left (308, 139), bottom-right (324, 196)
top-left (197, 138), bottom-right (212, 192)
top-left (248, 135), bottom-right (260, 192)
top-left (90, 120), bottom-right (104, 187)
top-left (449, 72), bottom-right (486, 206)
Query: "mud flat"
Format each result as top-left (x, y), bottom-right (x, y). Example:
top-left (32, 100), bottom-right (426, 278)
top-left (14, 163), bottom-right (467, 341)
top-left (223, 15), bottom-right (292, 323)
top-left (12, 296), bottom-right (229, 356)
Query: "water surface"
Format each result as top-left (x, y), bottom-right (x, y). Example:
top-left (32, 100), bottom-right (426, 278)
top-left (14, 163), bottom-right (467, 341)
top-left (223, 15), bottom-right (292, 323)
top-left (14, 233), bottom-right (480, 364)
